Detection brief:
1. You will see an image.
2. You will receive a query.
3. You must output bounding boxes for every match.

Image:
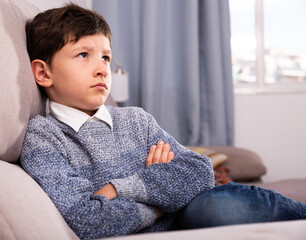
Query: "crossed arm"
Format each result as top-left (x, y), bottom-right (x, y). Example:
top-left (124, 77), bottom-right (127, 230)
top-left (21, 112), bottom-right (214, 238)
top-left (94, 140), bottom-right (174, 218)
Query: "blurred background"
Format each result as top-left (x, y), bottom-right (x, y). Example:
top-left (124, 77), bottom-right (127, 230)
top-left (27, 0), bottom-right (306, 183)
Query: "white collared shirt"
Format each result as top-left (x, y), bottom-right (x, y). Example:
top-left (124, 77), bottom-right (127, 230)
top-left (49, 101), bottom-right (113, 132)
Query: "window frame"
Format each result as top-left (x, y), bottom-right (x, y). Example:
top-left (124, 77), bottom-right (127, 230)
top-left (233, 0), bottom-right (306, 95)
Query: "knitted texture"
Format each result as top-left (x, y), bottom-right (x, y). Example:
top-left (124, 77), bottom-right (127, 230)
top-left (20, 106), bottom-right (214, 239)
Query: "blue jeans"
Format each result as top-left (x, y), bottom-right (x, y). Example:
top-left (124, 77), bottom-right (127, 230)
top-left (177, 182), bottom-right (306, 229)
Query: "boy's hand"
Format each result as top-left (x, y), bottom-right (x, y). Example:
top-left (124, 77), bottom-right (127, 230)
top-left (146, 141), bottom-right (174, 167)
top-left (156, 208), bottom-right (163, 219)
top-left (94, 183), bottom-right (118, 200)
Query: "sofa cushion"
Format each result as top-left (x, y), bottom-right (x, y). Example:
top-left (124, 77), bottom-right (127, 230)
top-left (104, 220), bottom-right (306, 240)
top-left (255, 178), bottom-right (306, 204)
top-left (0, 160), bottom-right (79, 240)
top-left (206, 146), bottom-right (267, 181)
top-left (0, 0), bottom-right (44, 163)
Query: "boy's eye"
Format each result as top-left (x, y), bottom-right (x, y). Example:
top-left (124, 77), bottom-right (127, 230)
top-left (78, 52), bottom-right (88, 58)
top-left (102, 56), bottom-right (111, 62)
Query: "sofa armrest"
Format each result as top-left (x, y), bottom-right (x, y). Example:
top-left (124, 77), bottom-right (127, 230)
top-left (254, 179), bottom-right (306, 204)
top-left (0, 160), bottom-right (78, 240)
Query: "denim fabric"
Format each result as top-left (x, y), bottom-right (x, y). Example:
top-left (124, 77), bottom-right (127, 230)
top-left (178, 182), bottom-right (306, 229)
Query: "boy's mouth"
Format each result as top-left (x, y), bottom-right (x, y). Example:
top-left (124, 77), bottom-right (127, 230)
top-left (91, 83), bottom-right (108, 90)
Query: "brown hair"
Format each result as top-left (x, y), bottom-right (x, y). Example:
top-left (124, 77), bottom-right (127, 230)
top-left (26, 3), bottom-right (111, 65)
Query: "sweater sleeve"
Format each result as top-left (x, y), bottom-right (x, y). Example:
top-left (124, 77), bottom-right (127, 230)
top-left (110, 109), bottom-right (215, 213)
top-left (20, 117), bottom-right (156, 239)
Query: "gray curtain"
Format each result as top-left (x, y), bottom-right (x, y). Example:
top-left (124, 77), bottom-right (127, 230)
top-left (93, 0), bottom-right (234, 146)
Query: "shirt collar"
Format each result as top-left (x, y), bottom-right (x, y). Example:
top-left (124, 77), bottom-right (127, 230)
top-left (49, 101), bottom-right (113, 132)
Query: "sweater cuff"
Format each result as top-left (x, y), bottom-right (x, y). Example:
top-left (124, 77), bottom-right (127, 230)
top-left (136, 203), bottom-right (156, 232)
top-left (111, 173), bottom-right (148, 202)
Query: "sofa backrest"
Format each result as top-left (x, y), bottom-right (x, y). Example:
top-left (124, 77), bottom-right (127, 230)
top-left (0, 0), bottom-right (44, 163)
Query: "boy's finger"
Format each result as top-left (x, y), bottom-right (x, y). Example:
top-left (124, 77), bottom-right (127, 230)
top-left (160, 143), bottom-right (170, 163)
top-left (146, 145), bottom-right (156, 167)
top-left (167, 151), bottom-right (174, 163)
top-left (152, 141), bottom-right (164, 163)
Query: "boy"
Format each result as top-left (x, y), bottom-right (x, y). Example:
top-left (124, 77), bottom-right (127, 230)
top-left (21, 3), bottom-right (215, 239)
top-left (21, 3), bottom-right (306, 240)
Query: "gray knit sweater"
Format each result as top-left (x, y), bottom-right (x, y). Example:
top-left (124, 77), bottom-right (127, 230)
top-left (20, 106), bottom-right (214, 239)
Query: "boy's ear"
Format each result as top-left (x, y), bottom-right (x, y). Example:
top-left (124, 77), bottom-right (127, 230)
top-left (31, 60), bottom-right (53, 87)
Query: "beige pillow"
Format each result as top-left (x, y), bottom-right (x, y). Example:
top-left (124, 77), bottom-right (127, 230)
top-left (186, 146), bottom-right (228, 168)
top-left (0, 0), bottom-right (44, 163)
top-left (0, 160), bottom-right (78, 239)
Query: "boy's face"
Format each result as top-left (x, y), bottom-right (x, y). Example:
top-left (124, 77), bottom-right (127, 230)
top-left (44, 34), bottom-right (112, 116)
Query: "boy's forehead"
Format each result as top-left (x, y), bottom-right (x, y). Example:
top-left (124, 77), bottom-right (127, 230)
top-left (68, 34), bottom-right (111, 50)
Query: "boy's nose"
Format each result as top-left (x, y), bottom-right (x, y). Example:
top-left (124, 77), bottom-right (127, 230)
top-left (93, 60), bottom-right (108, 78)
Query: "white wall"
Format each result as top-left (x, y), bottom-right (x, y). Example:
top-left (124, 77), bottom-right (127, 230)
top-left (26, 0), bottom-right (91, 11)
top-left (235, 93), bottom-right (306, 182)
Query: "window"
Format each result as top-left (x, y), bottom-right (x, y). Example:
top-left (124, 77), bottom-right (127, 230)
top-left (230, 0), bottom-right (306, 93)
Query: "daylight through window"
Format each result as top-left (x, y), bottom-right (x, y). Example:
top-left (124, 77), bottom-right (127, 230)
top-left (230, 0), bottom-right (306, 92)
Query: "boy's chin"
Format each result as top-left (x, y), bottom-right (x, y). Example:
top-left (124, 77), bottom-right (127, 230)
top-left (100, 94), bottom-right (110, 106)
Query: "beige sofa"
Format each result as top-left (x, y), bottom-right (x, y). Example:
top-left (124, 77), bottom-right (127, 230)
top-left (1, 0), bottom-right (305, 239)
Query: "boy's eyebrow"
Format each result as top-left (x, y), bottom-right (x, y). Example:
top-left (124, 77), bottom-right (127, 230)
top-left (72, 46), bottom-right (112, 55)
top-left (103, 49), bottom-right (112, 55)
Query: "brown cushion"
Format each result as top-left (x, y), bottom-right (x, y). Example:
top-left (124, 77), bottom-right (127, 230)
top-left (208, 146), bottom-right (267, 181)
top-left (0, 0), bottom-right (44, 163)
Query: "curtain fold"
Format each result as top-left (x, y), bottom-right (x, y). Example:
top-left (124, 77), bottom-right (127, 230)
top-left (93, 0), bottom-right (234, 146)
top-left (198, 0), bottom-right (234, 145)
